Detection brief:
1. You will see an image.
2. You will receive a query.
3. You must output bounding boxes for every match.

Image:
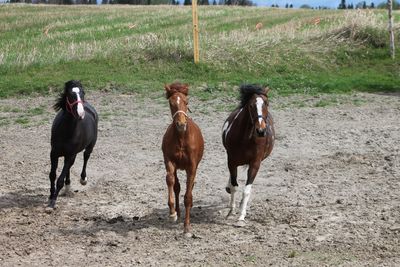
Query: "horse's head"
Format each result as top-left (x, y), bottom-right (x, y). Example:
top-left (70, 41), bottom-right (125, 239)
top-left (165, 82), bottom-right (189, 132)
top-left (63, 80), bottom-right (85, 120)
top-left (242, 85), bottom-right (270, 138)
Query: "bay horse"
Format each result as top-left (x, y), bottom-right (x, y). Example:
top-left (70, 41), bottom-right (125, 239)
top-left (161, 82), bottom-right (204, 236)
top-left (222, 84), bottom-right (275, 225)
top-left (48, 80), bottom-right (98, 209)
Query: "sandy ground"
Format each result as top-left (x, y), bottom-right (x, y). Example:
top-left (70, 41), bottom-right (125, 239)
top-left (0, 91), bottom-right (399, 266)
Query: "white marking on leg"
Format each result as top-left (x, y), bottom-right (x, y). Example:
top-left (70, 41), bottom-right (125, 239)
top-left (238, 184), bottom-right (252, 221)
top-left (72, 87), bottom-right (85, 119)
top-left (169, 212), bottom-right (178, 222)
top-left (228, 185), bottom-right (238, 217)
top-left (256, 97), bottom-right (263, 124)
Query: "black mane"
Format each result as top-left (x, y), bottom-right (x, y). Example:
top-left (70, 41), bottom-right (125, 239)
top-left (239, 84), bottom-right (266, 108)
top-left (53, 80), bottom-right (83, 112)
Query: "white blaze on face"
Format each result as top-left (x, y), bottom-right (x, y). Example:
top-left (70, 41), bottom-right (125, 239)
top-left (72, 87), bottom-right (85, 119)
top-left (256, 97), bottom-right (263, 124)
top-left (176, 96), bottom-right (180, 105)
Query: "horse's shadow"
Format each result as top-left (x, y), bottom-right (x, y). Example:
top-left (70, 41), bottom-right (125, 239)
top-left (0, 190), bottom-right (46, 210)
top-left (58, 202), bottom-right (229, 237)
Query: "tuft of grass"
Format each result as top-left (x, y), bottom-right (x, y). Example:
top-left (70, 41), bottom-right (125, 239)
top-left (288, 250), bottom-right (296, 258)
top-left (27, 106), bottom-right (45, 116)
top-left (15, 117), bottom-right (30, 125)
top-left (244, 254), bottom-right (257, 263)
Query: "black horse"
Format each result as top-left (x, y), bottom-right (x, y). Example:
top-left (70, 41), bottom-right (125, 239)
top-left (48, 80), bottom-right (98, 209)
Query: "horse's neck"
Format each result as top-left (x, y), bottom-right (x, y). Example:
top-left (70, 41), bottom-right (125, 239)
top-left (240, 107), bottom-right (253, 129)
top-left (62, 111), bottom-right (79, 130)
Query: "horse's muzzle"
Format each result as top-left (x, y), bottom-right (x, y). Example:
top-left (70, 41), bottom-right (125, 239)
top-left (176, 122), bottom-right (187, 132)
top-left (77, 103), bottom-right (85, 120)
top-left (256, 128), bottom-right (267, 137)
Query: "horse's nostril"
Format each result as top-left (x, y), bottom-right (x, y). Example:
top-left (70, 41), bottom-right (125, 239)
top-left (256, 128), bottom-right (267, 136)
top-left (176, 121), bottom-right (187, 131)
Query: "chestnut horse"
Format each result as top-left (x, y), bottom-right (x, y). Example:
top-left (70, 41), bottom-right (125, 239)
top-left (222, 84), bottom-right (274, 225)
top-left (48, 80), bottom-right (98, 209)
top-left (162, 82), bottom-right (204, 236)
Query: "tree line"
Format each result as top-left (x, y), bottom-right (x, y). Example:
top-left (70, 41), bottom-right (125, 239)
top-left (337, 0), bottom-right (400, 9)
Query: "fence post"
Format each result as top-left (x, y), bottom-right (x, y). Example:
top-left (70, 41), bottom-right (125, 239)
top-left (192, 0), bottom-right (199, 64)
top-left (388, 0), bottom-right (395, 59)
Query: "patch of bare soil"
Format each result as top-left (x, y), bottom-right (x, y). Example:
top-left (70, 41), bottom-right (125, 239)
top-left (0, 92), bottom-right (399, 266)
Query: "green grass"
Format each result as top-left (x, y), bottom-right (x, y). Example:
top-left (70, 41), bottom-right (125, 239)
top-left (0, 5), bottom-right (399, 99)
top-left (14, 117), bottom-right (30, 125)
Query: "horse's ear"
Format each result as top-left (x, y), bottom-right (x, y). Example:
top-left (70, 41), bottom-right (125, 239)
top-left (182, 83), bottom-right (189, 96)
top-left (264, 86), bottom-right (271, 95)
top-left (164, 84), bottom-right (171, 98)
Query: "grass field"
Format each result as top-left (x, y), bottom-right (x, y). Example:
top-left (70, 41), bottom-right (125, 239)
top-left (0, 4), bottom-right (399, 99)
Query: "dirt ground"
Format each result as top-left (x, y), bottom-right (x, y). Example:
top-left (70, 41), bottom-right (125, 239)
top-left (0, 91), bottom-right (399, 266)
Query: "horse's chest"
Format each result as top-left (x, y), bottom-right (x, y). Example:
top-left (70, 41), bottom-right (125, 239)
top-left (173, 147), bottom-right (188, 162)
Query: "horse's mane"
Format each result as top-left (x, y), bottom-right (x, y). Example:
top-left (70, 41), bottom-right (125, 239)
top-left (239, 84), bottom-right (267, 108)
top-left (165, 82), bottom-right (189, 99)
top-left (53, 80), bottom-right (83, 111)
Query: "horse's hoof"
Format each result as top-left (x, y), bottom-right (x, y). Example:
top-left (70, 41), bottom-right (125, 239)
top-left (45, 200), bottom-right (56, 213)
top-left (80, 178), bottom-right (87, 185)
top-left (225, 187), bottom-right (231, 194)
top-left (184, 232), bottom-right (193, 238)
top-left (45, 206), bottom-right (55, 214)
top-left (169, 213), bottom-right (178, 222)
top-left (226, 209), bottom-right (236, 219)
top-left (61, 185), bottom-right (73, 197)
top-left (235, 220), bottom-right (246, 228)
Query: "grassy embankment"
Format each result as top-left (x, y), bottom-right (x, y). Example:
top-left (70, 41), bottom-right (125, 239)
top-left (0, 4), bottom-right (399, 99)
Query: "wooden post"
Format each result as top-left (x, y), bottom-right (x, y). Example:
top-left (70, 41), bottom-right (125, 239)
top-left (192, 0), bottom-right (200, 64)
top-left (388, 0), bottom-right (395, 59)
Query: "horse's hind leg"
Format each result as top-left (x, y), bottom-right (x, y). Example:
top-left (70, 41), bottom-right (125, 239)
top-left (165, 161), bottom-right (178, 222)
top-left (48, 150), bottom-right (59, 207)
top-left (80, 149), bottom-right (92, 185)
top-left (238, 162), bottom-right (260, 222)
top-left (226, 161), bottom-right (238, 218)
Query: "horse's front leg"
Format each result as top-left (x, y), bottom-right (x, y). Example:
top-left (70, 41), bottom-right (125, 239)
top-left (173, 170), bottom-right (181, 219)
top-left (165, 161), bottom-right (178, 222)
top-left (63, 155), bottom-right (76, 195)
top-left (80, 148), bottom-right (92, 185)
top-left (48, 156), bottom-right (74, 209)
top-left (226, 161), bottom-right (238, 218)
top-left (183, 165), bottom-right (197, 236)
top-left (238, 162), bottom-right (260, 222)
top-left (48, 150), bottom-right (59, 207)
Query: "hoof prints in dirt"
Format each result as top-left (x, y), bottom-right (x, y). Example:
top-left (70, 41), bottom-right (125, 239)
top-left (1, 93), bottom-right (400, 266)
